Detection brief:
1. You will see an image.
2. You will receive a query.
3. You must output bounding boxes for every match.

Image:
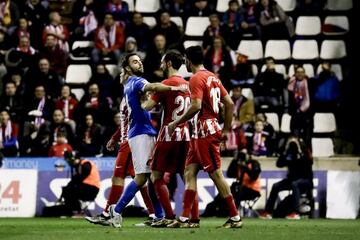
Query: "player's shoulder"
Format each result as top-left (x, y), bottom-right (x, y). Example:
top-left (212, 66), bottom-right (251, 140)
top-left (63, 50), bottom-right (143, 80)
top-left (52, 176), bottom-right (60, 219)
top-left (163, 76), bottom-right (187, 85)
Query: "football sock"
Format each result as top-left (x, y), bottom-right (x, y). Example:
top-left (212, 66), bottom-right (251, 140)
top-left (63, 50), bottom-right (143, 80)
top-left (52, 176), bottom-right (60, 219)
top-left (140, 186), bottom-right (155, 215)
top-left (147, 180), bottom-right (164, 219)
top-left (104, 185), bottom-right (124, 212)
top-left (225, 195), bottom-right (239, 218)
top-left (154, 179), bottom-right (175, 219)
top-left (182, 189), bottom-right (196, 218)
top-left (190, 193), bottom-right (199, 221)
top-left (114, 180), bottom-right (139, 214)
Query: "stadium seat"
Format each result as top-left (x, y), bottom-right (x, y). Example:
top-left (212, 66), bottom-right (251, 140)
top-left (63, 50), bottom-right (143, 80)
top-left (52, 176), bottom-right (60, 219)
top-left (261, 64), bottom-right (287, 78)
top-left (216, 0), bottom-right (242, 13)
top-left (142, 16), bottom-right (157, 28)
top-left (280, 113), bottom-right (291, 133)
top-left (264, 40), bottom-right (291, 60)
top-left (183, 40), bottom-right (203, 49)
top-left (288, 64), bottom-right (314, 78)
top-left (242, 88), bottom-right (253, 99)
top-left (313, 113), bottom-right (336, 133)
top-left (135, 0), bottom-right (160, 13)
top-left (295, 16), bottom-right (321, 36)
top-left (320, 40), bottom-right (347, 60)
top-left (170, 16), bottom-right (183, 28)
top-left (123, 0), bottom-right (134, 11)
top-left (326, 0), bottom-right (353, 11)
top-left (292, 40), bottom-right (319, 60)
top-left (237, 40), bottom-right (263, 61)
top-left (70, 41), bottom-right (94, 61)
top-left (323, 16), bottom-right (349, 35)
top-left (316, 63), bottom-right (343, 81)
top-left (65, 65), bottom-right (92, 84)
top-left (311, 138), bottom-right (334, 157)
top-left (265, 112), bottom-right (280, 132)
top-left (105, 64), bottom-right (119, 79)
top-left (276, 0), bottom-right (296, 12)
top-left (71, 88), bottom-right (85, 101)
top-left (178, 64), bottom-right (193, 78)
top-left (185, 17), bottom-right (210, 37)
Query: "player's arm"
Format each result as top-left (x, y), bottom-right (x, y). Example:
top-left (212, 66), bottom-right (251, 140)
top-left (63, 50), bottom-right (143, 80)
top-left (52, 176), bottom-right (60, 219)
top-left (141, 99), bottom-right (157, 111)
top-left (143, 82), bottom-right (185, 93)
top-left (221, 94), bottom-right (234, 134)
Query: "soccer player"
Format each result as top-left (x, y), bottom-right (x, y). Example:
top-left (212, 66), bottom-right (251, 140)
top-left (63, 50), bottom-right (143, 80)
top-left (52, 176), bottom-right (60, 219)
top-left (167, 46), bottom-right (243, 228)
top-left (85, 68), bottom-right (156, 226)
top-left (108, 53), bottom-right (185, 228)
top-left (141, 50), bottom-right (199, 228)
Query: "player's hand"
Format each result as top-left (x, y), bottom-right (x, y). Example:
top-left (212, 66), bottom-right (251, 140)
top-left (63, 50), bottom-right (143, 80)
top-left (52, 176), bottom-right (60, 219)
top-left (106, 139), bottom-right (115, 151)
top-left (171, 85), bottom-right (187, 93)
top-left (167, 121), bottom-right (177, 136)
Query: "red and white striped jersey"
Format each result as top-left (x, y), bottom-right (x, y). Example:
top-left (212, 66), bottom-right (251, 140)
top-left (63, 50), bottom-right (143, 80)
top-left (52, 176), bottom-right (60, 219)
top-left (189, 69), bottom-right (228, 139)
top-left (111, 98), bottom-right (129, 143)
top-left (152, 75), bottom-right (191, 142)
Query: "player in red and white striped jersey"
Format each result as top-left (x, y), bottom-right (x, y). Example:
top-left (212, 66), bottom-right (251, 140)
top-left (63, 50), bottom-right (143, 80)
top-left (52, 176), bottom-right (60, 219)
top-left (85, 69), bottom-right (155, 226)
top-left (167, 46), bottom-right (242, 228)
top-left (142, 50), bottom-right (199, 227)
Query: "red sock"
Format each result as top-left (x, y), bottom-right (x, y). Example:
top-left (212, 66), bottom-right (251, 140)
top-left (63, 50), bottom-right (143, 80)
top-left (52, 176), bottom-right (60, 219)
top-left (225, 195), bottom-right (239, 217)
top-left (154, 179), bottom-right (175, 219)
top-left (182, 189), bottom-right (196, 218)
top-left (190, 193), bottom-right (199, 221)
top-left (104, 185), bottom-right (123, 212)
top-left (140, 186), bottom-right (155, 215)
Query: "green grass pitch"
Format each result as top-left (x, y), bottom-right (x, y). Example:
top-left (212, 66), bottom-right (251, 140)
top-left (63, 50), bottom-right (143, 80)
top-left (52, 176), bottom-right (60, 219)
top-left (0, 217), bottom-right (359, 240)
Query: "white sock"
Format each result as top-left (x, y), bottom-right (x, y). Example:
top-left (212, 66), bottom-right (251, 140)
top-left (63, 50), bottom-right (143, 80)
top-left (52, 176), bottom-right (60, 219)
top-left (179, 216), bottom-right (189, 222)
top-left (149, 213), bottom-right (156, 219)
top-left (102, 211), bottom-right (109, 217)
top-left (230, 215), bottom-right (241, 221)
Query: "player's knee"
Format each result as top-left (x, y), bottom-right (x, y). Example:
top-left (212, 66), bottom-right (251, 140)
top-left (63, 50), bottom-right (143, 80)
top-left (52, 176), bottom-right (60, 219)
top-left (112, 176), bottom-right (124, 185)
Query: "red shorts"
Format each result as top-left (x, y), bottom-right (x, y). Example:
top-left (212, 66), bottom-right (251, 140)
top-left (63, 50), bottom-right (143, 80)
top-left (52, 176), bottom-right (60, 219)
top-left (151, 141), bottom-right (189, 174)
top-left (113, 141), bottom-right (135, 178)
top-left (185, 131), bottom-right (222, 173)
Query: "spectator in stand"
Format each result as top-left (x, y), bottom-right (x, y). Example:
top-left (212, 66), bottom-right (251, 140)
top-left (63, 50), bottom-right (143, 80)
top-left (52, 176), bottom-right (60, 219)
top-left (55, 85), bottom-right (79, 131)
top-left (24, 58), bottom-right (63, 100)
top-left (75, 83), bottom-right (112, 125)
top-left (102, 112), bottom-right (121, 156)
top-left (204, 36), bottom-right (234, 90)
top-left (288, 66), bottom-right (313, 147)
top-left (294, 0), bottom-right (326, 18)
top-left (92, 13), bottom-right (125, 65)
top-left (39, 34), bottom-right (68, 76)
top-left (43, 11), bottom-right (70, 52)
top-left (246, 119), bottom-right (272, 157)
top-left (10, 18), bottom-right (31, 48)
top-left (161, 0), bottom-right (187, 16)
top-left (88, 64), bottom-right (117, 100)
top-left (260, 135), bottom-right (313, 220)
top-left (202, 14), bottom-right (230, 51)
top-left (0, 109), bottom-right (19, 156)
top-left (72, 0), bottom-right (98, 41)
top-left (0, 27), bottom-right (11, 84)
top-left (257, 0), bottom-right (294, 41)
top-left (310, 61), bottom-right (341, 112)
top-left (21, 0), bottom-right (48, 47)
top-left (120, 36), bottom-right (146, 62)
top-left (222, 0), bottom-right (243, 49)
top-left (231, 53), bottom-right (255, 88)
top-left (143, 34), bottom-right (167, 83)
top-left (253, 57), bottom-right (284, 113)
top-left (0, 0), bottom-right (20, 32)
top-left (48, 132), bottom-right (73, 157)
top-left (14, 35), bottom-right (38, 69)
top-left (0, 81), bottom-right (22, 123)
top-left (239, 0), bottom-right (261, 38)
top-left (126, 12), bottom-right (150, 51)
top-left (188, 0), bottom-right (213, 17)
top-left (151, 10), bottom-right (182, 50)
top-left (231, 84), bottom-right (255, 131)
top-left (76, 114), bottom-right (103, 157)
top-left (2, 69), bottom-right (26, 97)
top-left (104, 0), bottom-right (130, 28)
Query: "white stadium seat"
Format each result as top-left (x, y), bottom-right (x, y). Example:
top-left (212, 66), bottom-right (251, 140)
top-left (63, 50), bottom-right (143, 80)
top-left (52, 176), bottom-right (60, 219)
top-left (65, 65), bottom-right (92, 84)
top-left (170, 16), bottom-right (183, 28)
top-left (242, 88), bottom-right (253, 99)
top-left (295, 16), bottom-right (321, 36)
top-left (185, 17), bottom-right (210, 37)
top-left (143, 16), bottom-right (157, 28)
top-left (313, 113), bottom-right (337, 133)
top-left (105, 64), bottom-right (119, 79)
top-left (135, 0), bottom-right (160, 13)
top-left (123, 0), bottom-right (134, 11)
top-left (70, 41), bottom-right (94, 61)
top-left (183, 40), bottom-right (203, 49)
top-left (265, 112), bottom-right (280, 132)
top-left (71, 88), bottom-right (85, 101)
top-left (326, 0), bottom-right (353, 11)
top-left (178, 64), bottom-right (193, 78)
top-left (276, 0), bottom-right (296, 11)
top-left (312, 138), bottom-right (334, 157)
top-left (320, 40), bottom-right (347, 60)
top-left (264, 40), bottom-right (291, 60)
top-left (292, 40), bottom-right (319, 60)
top-left (323, 16), bottom-right (349, 35)
top-left (237, 40), bottom-right (263, 61)
top-left (280, 113), bottom-right (291, 133)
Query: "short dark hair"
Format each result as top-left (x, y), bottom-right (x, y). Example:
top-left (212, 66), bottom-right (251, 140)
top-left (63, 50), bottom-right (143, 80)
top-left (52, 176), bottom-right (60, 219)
top-left (185, 46), bottom-right (204, 65)
top-left (164, 50), bottom-right (183, 70)
top-left (265, 56), bottom-right (275, 62)
top-left (229, 0), bottom-right (239, 6)
top-left (122, 53), bottom-right (138, 69)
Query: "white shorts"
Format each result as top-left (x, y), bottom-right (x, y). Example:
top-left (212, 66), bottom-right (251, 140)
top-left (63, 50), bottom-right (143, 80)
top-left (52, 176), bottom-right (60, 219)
top-left (128, 134), bottom-right (156, 174)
